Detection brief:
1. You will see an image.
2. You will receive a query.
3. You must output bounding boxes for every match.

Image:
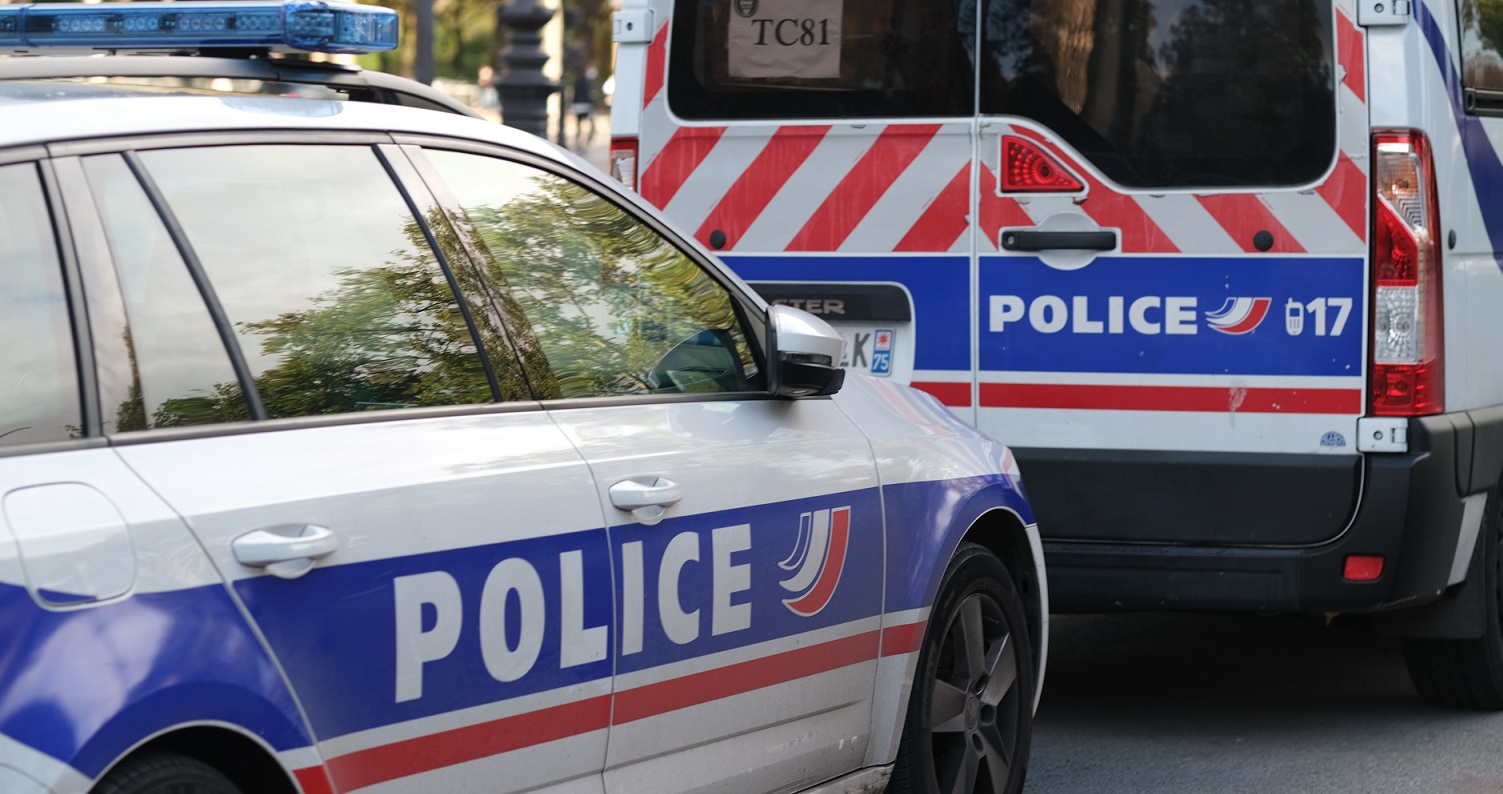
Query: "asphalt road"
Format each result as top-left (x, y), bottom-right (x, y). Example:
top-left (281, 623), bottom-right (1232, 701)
top-left (1026, 612), bottom-right (1503, 792)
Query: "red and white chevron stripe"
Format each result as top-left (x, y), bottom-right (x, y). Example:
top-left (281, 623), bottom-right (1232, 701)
top-left (635, 0), bottom-right (1368, 258)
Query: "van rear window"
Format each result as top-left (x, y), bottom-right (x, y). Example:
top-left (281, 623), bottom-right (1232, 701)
top-left (980, 0), bottom-right (1337, 188)
top-left (668, 0), bottom-right (975, 119)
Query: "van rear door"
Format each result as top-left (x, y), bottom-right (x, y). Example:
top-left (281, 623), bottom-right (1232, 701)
top-left (974, 0), bottom-right (1371, 546)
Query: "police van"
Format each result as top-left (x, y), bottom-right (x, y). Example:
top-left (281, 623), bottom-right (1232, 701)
top-left (609, 0), bottom-right (1503, 706)
top-left (0, 2), bottom-right (1047, 792)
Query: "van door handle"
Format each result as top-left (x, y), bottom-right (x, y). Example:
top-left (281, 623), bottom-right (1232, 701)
top-left (1001, 230), bottom-right (1117, 252)
top-left (233, 524), bottom-right (337, 579)
top-left (610, 477), bottom-right (682, 525)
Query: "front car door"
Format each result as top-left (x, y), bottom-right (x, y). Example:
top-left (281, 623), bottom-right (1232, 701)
top-left (411, 144), bottom-right (885, 794)
top-left (58, 139), bottom-right (616, 794)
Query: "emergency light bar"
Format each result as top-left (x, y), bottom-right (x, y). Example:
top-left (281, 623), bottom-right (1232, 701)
top-left (0, 0), bottom-right (398, 55)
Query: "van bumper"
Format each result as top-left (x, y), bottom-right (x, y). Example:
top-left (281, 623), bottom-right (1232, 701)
top-left (1038, 408), bottom-right (1503, 614)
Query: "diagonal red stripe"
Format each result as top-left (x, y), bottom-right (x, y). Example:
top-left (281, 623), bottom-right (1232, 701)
top-left (614, 630), bottom-right (880, 724)
top-left (640, 126), bottom-right (726, 209)
top-left (787, 125), bottom-right (942, 251)
top-left (324, 696), bottom-right (612, 792)
top-left (1337, 9), bottom-right (1365, 104)
top-left (977, 166), bottom-right (1037, 251)
top-left (643, 20), bottom-right (669, 108)
top-left (1008, 127), bottom-right (1178, 254)
top-left (695, 126), bottom-right (830, 250)
top-left (979, 383), bottom-right (1361, 414)
top-left (895, 162), bottom-right (973, 252)
top-left (1316, 153), bottom-right (1368, 242)
top-left (293, 766), bottom-right (335, 794)
top-left (1196, 194), bottom-right (1307, 253)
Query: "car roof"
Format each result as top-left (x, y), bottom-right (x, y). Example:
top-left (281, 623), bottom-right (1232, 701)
top-left (0, 54), bottom-right (481, 117)
top-left (0, 87), bottom-right (557, 158)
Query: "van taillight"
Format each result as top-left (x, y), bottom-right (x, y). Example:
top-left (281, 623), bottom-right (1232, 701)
top-left (610, 136), bottom-right (639, 191)
top-left (1370, 131), bottom-right (1443, 416)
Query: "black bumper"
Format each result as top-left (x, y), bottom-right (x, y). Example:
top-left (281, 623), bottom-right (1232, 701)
top-left (1031, 408), bottom-right (1503, 614)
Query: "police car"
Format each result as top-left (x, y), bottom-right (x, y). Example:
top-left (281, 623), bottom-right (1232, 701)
top-left (611, 0), bottom-right (1503, 709)
top-left (0, 3), bottom-right (1046, 793)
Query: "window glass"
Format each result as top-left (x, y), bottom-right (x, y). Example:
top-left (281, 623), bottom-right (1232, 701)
top-left (83, 155), bottom-right (250, 429)
top-left (0, 163), bottom-right (80, 446)
top-left (1461, 0), bottom-right (1503, 92)
top-left (140, 145), bottom-right (498, 418)
top-left (669, 0), bottom-right (975, 119)
top-left (980, 0), bottom-right (1336, 187)
top-left (422, 149), bottom-right (766, 399)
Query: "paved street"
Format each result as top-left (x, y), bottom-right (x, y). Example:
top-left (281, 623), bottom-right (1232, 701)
top-left (1029, 613), bottom-right (1503, 792)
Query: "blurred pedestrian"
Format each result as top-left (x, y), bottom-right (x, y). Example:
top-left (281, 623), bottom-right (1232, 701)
top-left (571, 67), bottom-right (596, 147)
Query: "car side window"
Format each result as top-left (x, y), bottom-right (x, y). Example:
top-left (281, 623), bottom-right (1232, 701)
top-left (83, 154), bottom-right (252, 429)
top-left (137, 144), bottom-right (500, 418)
top-left (421, 149), bottom-right (766, 399)
top-left (0, 162), bottom-right (81, 446)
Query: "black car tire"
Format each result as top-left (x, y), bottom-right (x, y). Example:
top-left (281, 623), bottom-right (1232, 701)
top-left (891, 541), bottom-right (1034, 794)
top-left (1403, 482), bottom-right (1503, 709)
top-left (92, 753), bottom-right (242, 794)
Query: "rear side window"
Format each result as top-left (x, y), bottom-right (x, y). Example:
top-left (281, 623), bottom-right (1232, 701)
top-left (979, 0), bottom-right (1336, 188)
top-left (0, 163), bottom-right (80, 446)
top-left (669, 0), bottom-right (975, 119)
top-left (1460, 0), bottom-right (1503, 95)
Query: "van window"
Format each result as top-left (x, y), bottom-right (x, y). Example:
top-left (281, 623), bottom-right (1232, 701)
top-left (979, 0), bottom-right (1337, 188)
top-left (1460, 0), bottom-right (1503, 94)
top-left (669, 0), bottom-right (975, 119)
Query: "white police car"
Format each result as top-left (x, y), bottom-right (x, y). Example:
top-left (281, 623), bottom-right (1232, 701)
top-left (0, 3), bottom-right (1046, 793)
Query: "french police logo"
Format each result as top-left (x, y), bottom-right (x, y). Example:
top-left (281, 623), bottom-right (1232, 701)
top-left (734, 0), bottom-right (758, 18)
top-left (777, 507), bottom-right (850, 617)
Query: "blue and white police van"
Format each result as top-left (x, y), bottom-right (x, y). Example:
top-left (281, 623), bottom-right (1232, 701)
top-left (0, 3), bottom-right (1046, 793)
top-left (609, 0), bottom-right (1503, 707)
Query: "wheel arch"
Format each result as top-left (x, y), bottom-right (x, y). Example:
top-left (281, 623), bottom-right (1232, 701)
top-left (90, 722), bottom-right (305, 794)
top-left (959, 506), bottom-right (1047, 700)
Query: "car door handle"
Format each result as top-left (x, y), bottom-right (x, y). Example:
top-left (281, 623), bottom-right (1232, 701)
top-left (1000, 230), bottom-right (1117, 251)
top-left (609, 477), bottom-right (682, 526)
top-left (232, 524), bottom-right (337, 579)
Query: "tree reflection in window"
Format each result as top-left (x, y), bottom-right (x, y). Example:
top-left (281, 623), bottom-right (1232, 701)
top-left (424, 149), bottom-right (764, 399)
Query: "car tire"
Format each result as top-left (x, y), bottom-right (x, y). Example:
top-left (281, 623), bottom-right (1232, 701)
top-left (1403, 483), bottom-right (1503, 709)
top-left (91, 753), bottom-right (243, 794)
top-left (891, 542), bottom-right (1034, 794)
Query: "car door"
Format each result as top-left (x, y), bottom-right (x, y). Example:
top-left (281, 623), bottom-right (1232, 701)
top-left (972, 0), bottom-right (1368, 548)
top-left (410, 144), bottom-right (885, 794)
top-left (58, 141), bottom-right (616, 794)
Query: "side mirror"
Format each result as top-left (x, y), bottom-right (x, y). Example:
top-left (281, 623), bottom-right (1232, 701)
top-left (769, 305), bottom-right (846, 398)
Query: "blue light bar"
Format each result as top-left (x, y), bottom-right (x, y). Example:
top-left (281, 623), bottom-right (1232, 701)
top-left (0, 1), bottom-right (399, 54)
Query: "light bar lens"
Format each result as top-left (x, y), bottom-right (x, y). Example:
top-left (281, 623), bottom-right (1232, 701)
top-left (0, 1), bottom-right (398, 54)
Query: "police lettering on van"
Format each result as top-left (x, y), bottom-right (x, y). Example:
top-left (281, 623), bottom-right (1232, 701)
top-left (612, 0), bottom-right (1503, 708)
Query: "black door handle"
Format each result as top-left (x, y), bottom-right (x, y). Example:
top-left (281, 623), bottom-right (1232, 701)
top-left (1001, 230), bottom-right (1117, 252)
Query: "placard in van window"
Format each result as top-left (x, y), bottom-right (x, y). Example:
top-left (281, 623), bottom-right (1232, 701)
top-left (726, 0), bottom-right (842, 80)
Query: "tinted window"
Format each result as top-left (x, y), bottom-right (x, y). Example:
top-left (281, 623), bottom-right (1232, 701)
top-left (669, 0), bottom-right (974, 119)
top-left (422, 149), bottom-right (766, 399)
top-left (83, 155), bottom-right (251, 429)
top-left (980, 0), bottom-right (1336, 187)
top-left (1461, 0), bottom-right (1503, 93)
top-left (140, 145), bottom-right (499, 418)
top-left (0, 163), bottom-right (80, 446)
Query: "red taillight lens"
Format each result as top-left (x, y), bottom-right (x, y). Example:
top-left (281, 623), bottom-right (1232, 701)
top-left (1370, 131), bottom-right (1443, 416)
top-left (610, 136), bottom-right (639, 191)
top-left (1343, 555), bottom-right (1385, 581)
top-left (1001, 135), bottom-right (1084, 193)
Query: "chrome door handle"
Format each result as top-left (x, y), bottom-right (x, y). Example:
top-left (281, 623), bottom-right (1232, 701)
top-left (609, 477), bottom-right (682, 525)
top-left (232, 524), bottom-right (337, 579)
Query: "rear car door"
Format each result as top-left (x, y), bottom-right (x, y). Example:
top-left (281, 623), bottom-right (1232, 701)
top-left (411, 144), bottom-right (885, 794)
top-left (973, 0), bottom-right (1370, 551)
top-left (58, 141), bottom-right (615, 794)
